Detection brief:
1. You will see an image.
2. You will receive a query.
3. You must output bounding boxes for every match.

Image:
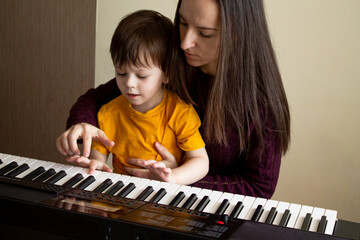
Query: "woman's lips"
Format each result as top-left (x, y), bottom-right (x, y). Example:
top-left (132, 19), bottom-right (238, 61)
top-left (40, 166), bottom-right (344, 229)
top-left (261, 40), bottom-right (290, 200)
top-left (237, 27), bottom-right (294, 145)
top-left (184, 51), bottom-right (196, 59)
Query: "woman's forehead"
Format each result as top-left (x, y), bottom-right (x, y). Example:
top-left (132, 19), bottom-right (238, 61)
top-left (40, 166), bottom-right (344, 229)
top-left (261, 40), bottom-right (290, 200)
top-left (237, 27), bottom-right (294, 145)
top-left (179, 0), bottom-right (220, 29)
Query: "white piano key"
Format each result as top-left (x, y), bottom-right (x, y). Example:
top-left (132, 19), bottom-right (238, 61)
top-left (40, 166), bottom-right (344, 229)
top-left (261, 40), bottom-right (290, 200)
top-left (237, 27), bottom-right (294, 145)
top-left (224, 194), bottom-right (245, 216)
top-left (309, 207), bottom-right (325, 232)
top-left (209, 192), bottom-right (234, 214)
top-left (106, 173), bottom-right (130, 186)
top-left (0, 154), bottom-right (14, 163)
top-left (286, 203), bottom-right (301, 228)
top-left (14, 156), bottom-right (29, 165)
top-left (50, 163), bottom-right (67, 171)
top-left (55, 166), bottom-right (83, 186)
top-left (272, 201), bottom-right (290, 225)
top-left (177, 187), bottom-right (202, 208)
top-left (84, 171), bottom-right (113, 191)
top-left (294, 205), bottom-right (314, 229)
top-left (144, 181), bottom-right (170, 202)
top-left (237, 196), bottom-right (256, 219)
top-left (134, 180), bottom-right (161, 200)
top-left (106, 172), bottom-right (125, 183)
top-left (14, 158), bottom-right (39, 178)
top-left (166, 185), bottom-right (192, 207)
top-left (203, 190), bottom-right (223, 213)
top-left (57, 164), bottom-right (74, 172)
top-left (324, 209), bottom-right (337, 235)
top-left (126, 178), bottom-right (151, 199)
top-left (190, 188), bottom-right (213, 210)
top-left (259, 199), bottom-right (279, 223)
top-left (158, 183), bottom-right (182, 205)
top-left (111, 176), bottom-right (141, 196)
top-left (73, 170), bottom-right (102, 188)
top-left (0, 155), bottom-right (21, 168)
top-left (245, 197), bottom-right (267, 220)
top-left (23, 161), bottom-right (57, 177)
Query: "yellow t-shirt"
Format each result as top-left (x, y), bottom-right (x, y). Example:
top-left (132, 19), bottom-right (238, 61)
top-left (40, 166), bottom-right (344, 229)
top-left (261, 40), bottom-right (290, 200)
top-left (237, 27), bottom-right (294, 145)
top-left (92, 90), bottom-right (205, 174)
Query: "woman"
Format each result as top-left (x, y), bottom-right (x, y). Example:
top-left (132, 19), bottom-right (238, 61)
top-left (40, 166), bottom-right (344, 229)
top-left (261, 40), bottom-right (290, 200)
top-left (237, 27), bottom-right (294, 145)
top-left (57, 0), bottom-right (290, 199)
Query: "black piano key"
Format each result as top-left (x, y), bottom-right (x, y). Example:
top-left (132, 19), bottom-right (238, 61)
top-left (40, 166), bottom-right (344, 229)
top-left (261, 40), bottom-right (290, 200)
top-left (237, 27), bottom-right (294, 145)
top-left (169, 191), bottom-right (185, 207)
top-left (5, 163), bottom-right (30, 177)
top-left (23, 166), bottom-right (45, 180)
top-left (136, 186), bottom-right (154, 201)
top-left (215, 199), bottom-right (230, 215)
top-left (317, 215), bottom-right (327, 233)
top-left (93, 178), bottom-right (113, 193)
top-left (33, 168), bottom-right (56, 182)
top-left (149, 188), bottom-right (167, 203)
top-left (251, 205), bottom-right (264, 221)
top-left (229, 201), bottom-right (244, 219)
top-left (279, 209), bottom-right (291, 226)
top-left (104, 180), bottom-right (124, 195)
top-left (116, 182), bottom-right (135, 197)
top-left (44, 170), bottom-right (67, 184)
top-left (0, 161), bottom-right (19, 175)
top-left (265, 207), bottom-right (277, 224)
top-left (181, 193), bottom-right (198, 209)
top-left (63, 173), bottom-right (84, 187)
top-left (76, 175), bottom-right (96, 190)
top-left (194, 196), bottom-right (210, 212)
top-left (301, 213), bottom-right (313, 231)
top-left (0, 159), bottom-right (2, 164)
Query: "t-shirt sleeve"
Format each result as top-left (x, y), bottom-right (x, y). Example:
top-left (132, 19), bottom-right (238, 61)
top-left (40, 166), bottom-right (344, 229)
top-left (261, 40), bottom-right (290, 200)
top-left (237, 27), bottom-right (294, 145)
top-left (174, 105), bottom-right (205, 151)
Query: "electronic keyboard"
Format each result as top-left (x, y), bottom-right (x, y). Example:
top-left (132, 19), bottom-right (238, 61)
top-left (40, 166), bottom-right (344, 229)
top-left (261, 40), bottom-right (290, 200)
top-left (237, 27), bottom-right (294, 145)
top-left (0, 153), bottom-right (359, 239)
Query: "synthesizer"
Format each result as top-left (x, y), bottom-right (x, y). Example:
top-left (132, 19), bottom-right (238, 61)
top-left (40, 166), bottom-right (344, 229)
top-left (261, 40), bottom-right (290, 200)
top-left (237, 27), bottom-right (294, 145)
top-left (0, 153), bottom-right (359, 240)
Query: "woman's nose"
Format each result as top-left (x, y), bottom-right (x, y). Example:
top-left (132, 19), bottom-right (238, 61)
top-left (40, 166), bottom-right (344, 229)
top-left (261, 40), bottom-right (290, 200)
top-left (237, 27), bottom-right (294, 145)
top-left (180, 28), bottom-right (196, 51)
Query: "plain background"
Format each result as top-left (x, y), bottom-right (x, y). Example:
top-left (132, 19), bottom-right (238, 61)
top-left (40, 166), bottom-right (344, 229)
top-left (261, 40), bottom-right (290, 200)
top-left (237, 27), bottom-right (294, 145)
top-left (95, 0), bottom-right (360, 222)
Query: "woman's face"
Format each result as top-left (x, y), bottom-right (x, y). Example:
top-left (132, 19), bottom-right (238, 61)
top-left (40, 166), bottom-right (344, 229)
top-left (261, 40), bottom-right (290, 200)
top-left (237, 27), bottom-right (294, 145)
top-left (179, 0), bottom-right (220, 75)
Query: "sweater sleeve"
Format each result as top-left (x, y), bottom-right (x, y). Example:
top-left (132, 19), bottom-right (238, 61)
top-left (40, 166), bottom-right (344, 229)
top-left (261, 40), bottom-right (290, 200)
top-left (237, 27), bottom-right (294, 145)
top-left (66, 78), bottom-right (120, 129)
top-left (191, 113), bottom-right (282, 199)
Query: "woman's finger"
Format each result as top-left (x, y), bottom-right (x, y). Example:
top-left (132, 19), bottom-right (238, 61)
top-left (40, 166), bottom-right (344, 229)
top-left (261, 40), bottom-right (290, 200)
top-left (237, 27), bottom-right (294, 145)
top-left (67, 126), bottom-right (82, 155)
top-left (56, 135), bottom-right (67, 155)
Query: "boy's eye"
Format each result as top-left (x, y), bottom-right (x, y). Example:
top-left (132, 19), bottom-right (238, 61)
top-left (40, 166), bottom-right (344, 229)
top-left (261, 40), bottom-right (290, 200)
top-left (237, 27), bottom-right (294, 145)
top-left (116, 72), bottom-right (126, 77)
top-left (137, 75), bottom-right (147, 79)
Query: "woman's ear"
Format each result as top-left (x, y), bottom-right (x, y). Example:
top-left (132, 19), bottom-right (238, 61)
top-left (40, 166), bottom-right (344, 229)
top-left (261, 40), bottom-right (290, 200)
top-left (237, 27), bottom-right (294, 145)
top-left (163, 77), bottom-right (169, 84)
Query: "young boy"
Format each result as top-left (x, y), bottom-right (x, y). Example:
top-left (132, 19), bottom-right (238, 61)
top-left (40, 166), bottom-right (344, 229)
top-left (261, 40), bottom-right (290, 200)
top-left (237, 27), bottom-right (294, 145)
top-left (70, 10), bottom-right (208, 185)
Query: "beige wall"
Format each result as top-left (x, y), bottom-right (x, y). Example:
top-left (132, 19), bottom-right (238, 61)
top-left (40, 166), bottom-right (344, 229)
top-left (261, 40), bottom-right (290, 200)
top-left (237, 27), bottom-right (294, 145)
top-left (95, 0), bottom-right (360, 222)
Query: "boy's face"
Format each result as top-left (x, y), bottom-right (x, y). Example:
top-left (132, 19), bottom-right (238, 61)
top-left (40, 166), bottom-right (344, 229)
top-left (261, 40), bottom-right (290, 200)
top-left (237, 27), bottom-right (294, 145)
top-left (115, 60), bottom-right (167, 113)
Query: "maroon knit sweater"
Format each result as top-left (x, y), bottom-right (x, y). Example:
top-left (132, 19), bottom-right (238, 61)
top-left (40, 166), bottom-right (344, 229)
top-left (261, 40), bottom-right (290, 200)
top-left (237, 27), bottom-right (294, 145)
top-left (66, 75), bottom-right (281, 199)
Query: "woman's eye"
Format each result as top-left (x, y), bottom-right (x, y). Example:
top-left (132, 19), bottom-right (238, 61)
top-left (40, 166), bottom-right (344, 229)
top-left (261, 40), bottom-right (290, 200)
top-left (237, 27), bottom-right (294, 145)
top-left (179, 21), bottom-right (188, 27)
top-left (200, 32), bottom-right (212, 38)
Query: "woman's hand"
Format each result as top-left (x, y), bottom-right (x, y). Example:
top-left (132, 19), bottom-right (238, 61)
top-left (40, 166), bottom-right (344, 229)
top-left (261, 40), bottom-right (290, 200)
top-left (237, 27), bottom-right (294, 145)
top-left (124, 142), bottom-right (178, 179)
top-left (56, 123), bottom-right (114, 158)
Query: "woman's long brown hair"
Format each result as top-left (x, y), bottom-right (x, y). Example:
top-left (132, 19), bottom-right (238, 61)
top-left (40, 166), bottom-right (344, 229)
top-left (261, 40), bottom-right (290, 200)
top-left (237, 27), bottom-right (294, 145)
top-left (174, 0), bottom-right (290, 158)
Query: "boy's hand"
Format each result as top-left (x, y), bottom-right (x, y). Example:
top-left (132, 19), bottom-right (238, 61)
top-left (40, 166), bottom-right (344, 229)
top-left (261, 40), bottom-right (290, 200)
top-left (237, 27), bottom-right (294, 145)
top-left (56, 123), bottom-right (114, 158)
top-left (124, 142), bottom-right (178, 178)
top-left (66, 155), bottom-right (112, 174)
